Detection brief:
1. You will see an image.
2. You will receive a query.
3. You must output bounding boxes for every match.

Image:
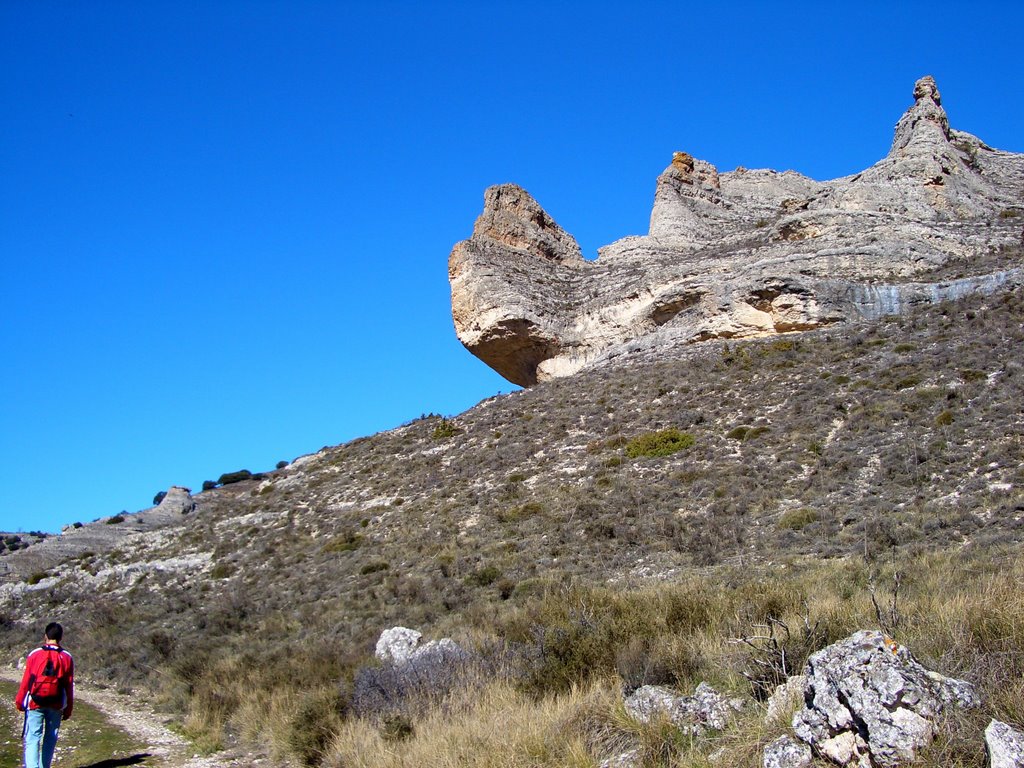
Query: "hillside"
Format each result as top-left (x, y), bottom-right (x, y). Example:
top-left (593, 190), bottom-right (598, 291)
top-left (1, 281), bottom-right (1023, 765)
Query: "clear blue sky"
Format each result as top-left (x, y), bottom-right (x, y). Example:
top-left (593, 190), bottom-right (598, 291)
top-left (3, 1), bottom-right (1022, 533)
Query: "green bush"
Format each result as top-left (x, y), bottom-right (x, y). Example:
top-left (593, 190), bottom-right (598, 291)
top-left (201, 480), bottom-right (218, 491)
top-left (625, 428), bottom-right (695, 458)
top-left (935, 410), bottom-right (954, 426)
top-left (106, 514), bottom-right (125, 525)
top-left (726, 426), bottom-right (750, 441)
top-left (322, 533), bottom-right (363, 554)
top-left (431, 419), bottom-right (462, 440)
top-left (27, 572), bottom-right (49, 585)
top-left (210, 563), bottom-right (234, 580)
top-left (360, 561), bottom-right (389, 575)
top-left (218, 470), bottom-right (253, 485)
top-left (778, 508), bottom-right (819, 531)
top-left (465, 564), bottom-right (502, 587)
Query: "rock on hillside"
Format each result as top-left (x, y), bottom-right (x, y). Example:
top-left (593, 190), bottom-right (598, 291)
top-left (450, 76), bottom-right (1024, 386)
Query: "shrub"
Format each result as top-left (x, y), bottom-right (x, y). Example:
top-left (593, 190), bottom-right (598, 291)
top-left (431, 419), bottom-right (462, 440)
top-left (625, 428), bottom-right (695, 458)
top-left (153, 491), bottom-right (167, 505)
top-left (217, 470), bottom-right (253, 486)
top-left (27, 572), bottom-right (49, 585)
top-left (287, 688), bottom-right (349, 766)
top-left (778, 508), bottom-right (819, 530)
top-left (276, 460), bottom-right (289, 470)
top-left (497, 503), bottom-right (544, 523)
top-left (935, 410), bottom-right (954, 426)
top-left (466, 565), bottom-right (502, 587)
top-left (210, 563), bottom-right (234, 580)
top-left (727, 425), bottom-right (750, 441)
top-left (201, 480), bottom-right (218, 491)
top-left (361, 561), bottom-right (389, 575)
top-left (106, 514), bottom-right (125, 525)
top-left (322, 533), bottom-right (363, 554)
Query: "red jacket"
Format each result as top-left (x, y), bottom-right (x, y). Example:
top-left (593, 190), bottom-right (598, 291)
top-left (15, 644), bottom-right (74, 718)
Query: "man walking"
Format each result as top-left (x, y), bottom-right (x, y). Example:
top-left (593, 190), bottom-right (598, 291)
top-left (15, 622), bottom-right (74, 768)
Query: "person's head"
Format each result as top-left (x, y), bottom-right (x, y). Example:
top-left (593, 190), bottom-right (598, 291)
top-left (43, 622), bottom-right (63, 644)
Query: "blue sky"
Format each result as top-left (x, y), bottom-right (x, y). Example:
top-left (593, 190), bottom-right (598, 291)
top-left (3, 1), bottom-right (1022, 533)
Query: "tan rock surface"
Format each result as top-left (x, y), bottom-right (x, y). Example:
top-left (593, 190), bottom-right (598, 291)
top-left (449, 76), bottom-right (1024, 386)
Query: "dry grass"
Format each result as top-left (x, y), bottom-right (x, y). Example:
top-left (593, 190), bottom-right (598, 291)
top-left (305, 548), bottom-right (1024, 767)
top-left (324, 681), bottom-right (611, 768)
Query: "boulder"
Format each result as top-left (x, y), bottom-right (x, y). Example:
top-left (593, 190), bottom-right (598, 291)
top-left (986, 720), bottom-right (1024, 768)
top-left (625, 682), bottom-right (743, 735)
top-left (374, 626), bottom-right (423, 664)
top-left (598, 748), bottom-right (640, 768)
top-left (156, 486), bottom-right (196, 515)
top-left (766, 675), bottom-right (807, 725)
top-left (763, 735), bottom-right (812, 768)
top-left (792, 630), bottom-right (979, 767)
top-left (374, 626), bottom-right (465, 667)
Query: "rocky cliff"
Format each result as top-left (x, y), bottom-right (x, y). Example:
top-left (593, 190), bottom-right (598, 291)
top-left (449, 76), bottom-right (1024, 386)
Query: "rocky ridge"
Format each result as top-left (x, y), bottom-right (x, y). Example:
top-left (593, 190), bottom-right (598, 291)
top-left (449, 76), bottom-right (1024, 386)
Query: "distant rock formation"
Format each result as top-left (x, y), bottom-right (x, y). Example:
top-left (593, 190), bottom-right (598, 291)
top-left (450, 76), bottom-right (1024, 386)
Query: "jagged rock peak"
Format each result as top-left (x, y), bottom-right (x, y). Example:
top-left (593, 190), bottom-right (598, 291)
top-left (449, 75), bottom-right (1024, 387)
top-left (472, 183), bottom-right (583, 264)
top-left (914, 74), bottom-right (942, 105)
top-left (891, 74), bottom-right (950, 154)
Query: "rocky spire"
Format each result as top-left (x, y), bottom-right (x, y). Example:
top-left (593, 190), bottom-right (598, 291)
top-left (890, 75), bottom-right (951, 155)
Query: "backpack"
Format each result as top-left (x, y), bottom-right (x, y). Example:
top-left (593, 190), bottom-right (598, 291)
top-left (29, 648), bottom-right (65, 709)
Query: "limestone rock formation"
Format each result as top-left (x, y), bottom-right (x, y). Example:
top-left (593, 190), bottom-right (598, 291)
top-left (624, 682), bottom-right (743, 735)
top-left (791, 630), bottom-right (979, 767)
top-left (450, 76), bottom-right (1024, 386)
top-left (763, 735), bottom-right (812, 768)
top-left (986, 720), bottom-right (1024, 768)
top-left (374, 626), bottom-right (464, 667)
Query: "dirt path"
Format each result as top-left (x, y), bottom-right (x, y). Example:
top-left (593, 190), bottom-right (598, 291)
top-left (2, 669), bottom-right (269, 768)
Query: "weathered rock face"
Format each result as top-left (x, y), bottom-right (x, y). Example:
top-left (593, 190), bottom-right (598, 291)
top-left (791, 630), bottom-right (979, 767)
top-left (450, 76), bottom-right (1024, 386)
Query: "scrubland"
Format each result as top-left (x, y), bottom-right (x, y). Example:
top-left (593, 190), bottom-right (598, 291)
top-left (2, 285), bottom-right (1023, 766)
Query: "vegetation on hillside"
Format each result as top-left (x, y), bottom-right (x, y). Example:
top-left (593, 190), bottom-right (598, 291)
top-left (1, 286), bottom-right (1023, 765)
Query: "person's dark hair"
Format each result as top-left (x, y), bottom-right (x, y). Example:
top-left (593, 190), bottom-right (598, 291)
top-left (44, 622), bottom-right (63, 643)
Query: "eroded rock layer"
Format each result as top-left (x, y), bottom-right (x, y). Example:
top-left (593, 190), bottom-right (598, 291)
top-left (449, 76), bottom-right (1024, 386)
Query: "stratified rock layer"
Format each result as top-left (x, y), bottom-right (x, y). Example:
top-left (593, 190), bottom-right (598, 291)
top-left (450, 76), bottom-right (1024, 386)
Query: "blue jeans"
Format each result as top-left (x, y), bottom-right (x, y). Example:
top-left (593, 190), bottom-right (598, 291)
top-left (23, 707), bottom-right (63, 768)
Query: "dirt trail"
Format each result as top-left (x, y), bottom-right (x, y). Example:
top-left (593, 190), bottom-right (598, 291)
top-left (2, 670), bottom-right (266, 768)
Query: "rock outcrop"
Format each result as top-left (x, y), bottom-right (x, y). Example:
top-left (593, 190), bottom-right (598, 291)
top-left (624, 682), bottom-right (743, 735)
top-left (450, 76), bottom-right (1024, 386)
top-left (987, 720), bottom-right (1024, 768)
top-left (763, 735), bottom-right (812, 768)
top-left (791, 630), bottom-right (979, 767)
